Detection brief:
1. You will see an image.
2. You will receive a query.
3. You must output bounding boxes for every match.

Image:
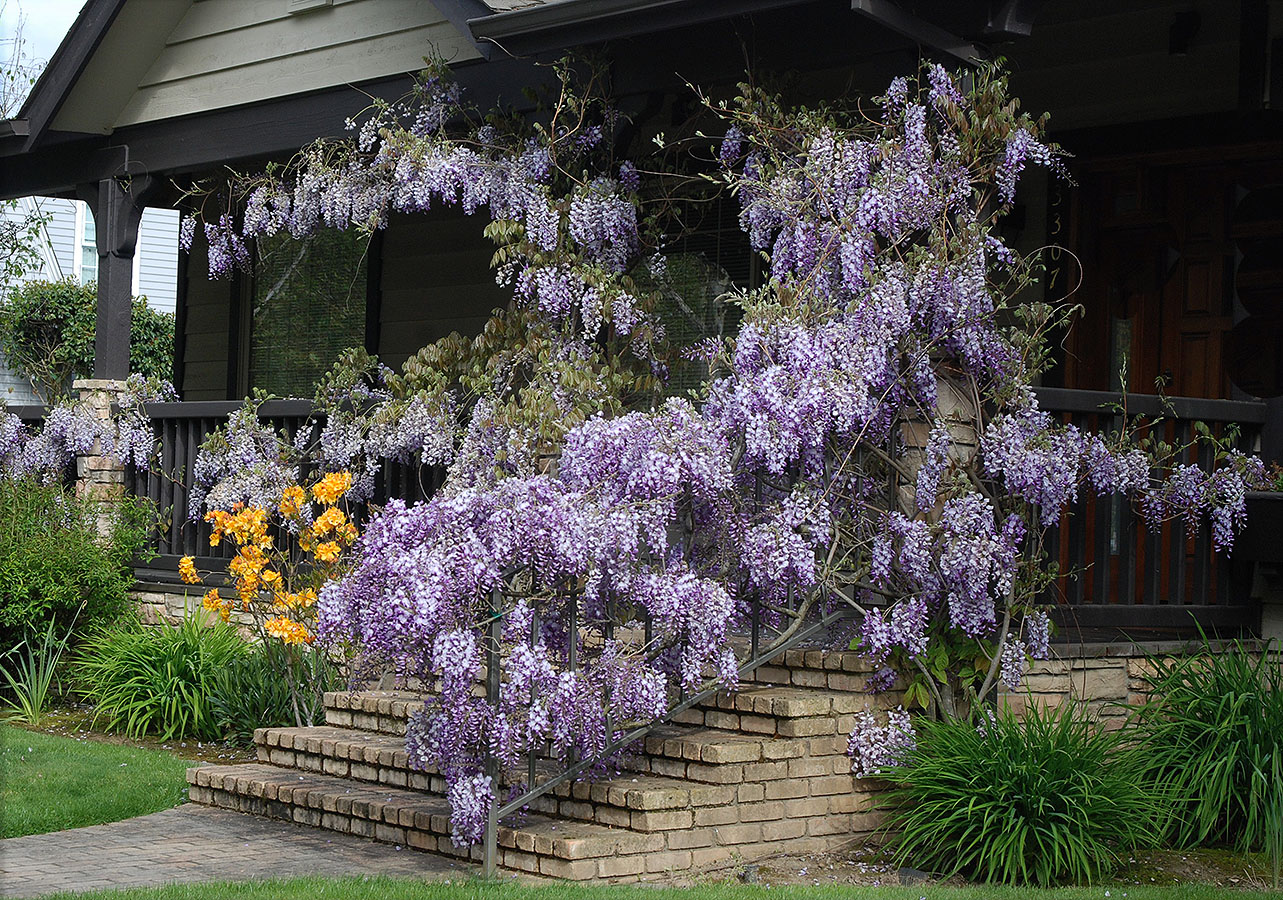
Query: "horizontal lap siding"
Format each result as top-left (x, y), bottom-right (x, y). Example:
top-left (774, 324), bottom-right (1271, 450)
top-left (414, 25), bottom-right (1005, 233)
top-left (137, 209), bottom-right (180, 315)
top-left (1009, 1), bottom-right (1240, 130)
top-left (377, 213), bottom-right (508, 370)
top-left (38, 199), bottom-right (78, 279)
top-left (112, 0), bottom-right (479, 128)
top-left (181, 237), bottom-right (233, 401)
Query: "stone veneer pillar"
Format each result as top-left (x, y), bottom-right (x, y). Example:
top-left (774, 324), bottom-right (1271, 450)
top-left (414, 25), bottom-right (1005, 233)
top-left (72, 378), bottom-right (128, 537)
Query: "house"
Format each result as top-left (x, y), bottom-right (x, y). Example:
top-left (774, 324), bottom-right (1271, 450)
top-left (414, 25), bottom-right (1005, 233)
top-left (3, 0), bottom-right (1281, 877)
top-left (1, 0), bottom-right (1277, 635)
top-left (0, 195), bottom-right (179, 402)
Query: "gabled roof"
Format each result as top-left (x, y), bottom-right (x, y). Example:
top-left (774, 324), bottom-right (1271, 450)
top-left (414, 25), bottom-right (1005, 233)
top-left (6, 0), bottom-right (127, 150)
top-left (0, 0), bottom-right (1011, 201)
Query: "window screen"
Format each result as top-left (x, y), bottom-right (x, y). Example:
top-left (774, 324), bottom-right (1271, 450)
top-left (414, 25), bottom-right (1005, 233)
top-left (249, 230), bottom-right (369, 397)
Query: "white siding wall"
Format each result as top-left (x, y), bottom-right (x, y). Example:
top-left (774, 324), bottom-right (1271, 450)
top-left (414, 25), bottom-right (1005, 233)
top-left (136, 208), bottom-right (180, 315)
top-left (42, 198), bottom-right (78, 280)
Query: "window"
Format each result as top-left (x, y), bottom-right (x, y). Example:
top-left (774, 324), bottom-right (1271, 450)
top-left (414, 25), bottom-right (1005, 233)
top-left (650, 195), bottom-right (753, 393)
top-left (248, 229), bottom-right (369, 397)
top-left (76, 202), bottom-right (98, 284)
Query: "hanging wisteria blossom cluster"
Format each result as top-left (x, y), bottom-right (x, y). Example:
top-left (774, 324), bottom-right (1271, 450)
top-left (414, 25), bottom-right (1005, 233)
top-left (0, 375), bottom-right (173, 481)
top-left (187, 59), bottom-right (1267, 835)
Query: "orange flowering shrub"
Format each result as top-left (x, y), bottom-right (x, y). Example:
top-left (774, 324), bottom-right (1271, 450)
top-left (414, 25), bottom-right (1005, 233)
top-left (179, 470), bottom-right (358, 725)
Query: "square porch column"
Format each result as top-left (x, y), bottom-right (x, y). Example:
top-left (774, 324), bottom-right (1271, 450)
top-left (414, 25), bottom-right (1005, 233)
top-left (78, 174), bottom-right (156, 380)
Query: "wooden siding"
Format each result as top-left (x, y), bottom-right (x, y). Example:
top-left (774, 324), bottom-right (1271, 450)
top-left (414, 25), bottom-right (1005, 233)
top-left (136, 209), bottom-right (180, 315)
top-left (180, 233), bottom-right (234, 402)
top-left (99, 0), bottom-right (477, 130)
top-left (376, 212), bottom-right (508, 371)
top-left (1008, 0), bottom-right (1244, 132)
top-left (178, 211), bottom-right (504, 398)
top-left (50, 0), bottom-right (194, 135)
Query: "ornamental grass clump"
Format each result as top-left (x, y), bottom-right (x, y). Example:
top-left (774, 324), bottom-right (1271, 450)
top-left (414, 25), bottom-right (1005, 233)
top-left (207, 641), bottom-right (337, 745)
top-left (881, 703), bottom-right (1159, 887)
top-left (1132, 639), bottom-right (1283, 854)
top-left (74, 613), bottom-right (247, 740)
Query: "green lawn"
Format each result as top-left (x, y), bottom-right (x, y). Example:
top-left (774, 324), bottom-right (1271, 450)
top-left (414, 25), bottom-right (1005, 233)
top-left (1, 723), bottom-right (191, 837)
top-left (33, 879), bottom-right (1283, 900)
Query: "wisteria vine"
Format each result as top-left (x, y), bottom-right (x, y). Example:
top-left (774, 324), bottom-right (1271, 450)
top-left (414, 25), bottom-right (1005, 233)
top-left (183, 59), bottom-right (1268, 836)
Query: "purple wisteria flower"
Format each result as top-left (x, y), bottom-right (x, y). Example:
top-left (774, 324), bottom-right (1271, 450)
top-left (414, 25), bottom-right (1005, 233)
top-left (848, 706), bottom-right (916, 778)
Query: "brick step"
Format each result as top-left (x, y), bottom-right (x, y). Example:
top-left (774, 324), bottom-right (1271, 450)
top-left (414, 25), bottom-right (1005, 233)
top-left (254, 721), bottom-right (855, 823)
top-left (186, 763), bottom-right (666, 879)
top-left (530, 766), bottom-right (872, 837)
top-left (254, 725), bottom-right (442, 792)
top-left (619, 723), bottom-right (847, 780)
top-left (187, 762), bottom-right (880, 879)
top-left (323, 690), bottom-right (425, 736)
top-left (315, 701), bottom-right (855, 786)
top-left (686, 685), bottom-right (871, 734)
top-left (327, 684), bottom-right (886, 740)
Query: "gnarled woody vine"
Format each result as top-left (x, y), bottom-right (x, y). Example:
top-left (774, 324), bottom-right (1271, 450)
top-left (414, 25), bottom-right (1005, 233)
top-left (177, 59), bottom-right (1265, 844)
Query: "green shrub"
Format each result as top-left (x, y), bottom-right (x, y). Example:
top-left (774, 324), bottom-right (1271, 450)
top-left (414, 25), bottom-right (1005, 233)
top-left (74, 612), bottom-right (247, 740)
top-left (0, 477), bottom-right (153, 646)
top-left (0, 278), bottom-right (174, 401)
top-left (1132, 639), bottom-right (1283, 852)
top-left (882, 703), bottom-right (1159, 886)
top-left (208, 643), bottom-right (297, 745)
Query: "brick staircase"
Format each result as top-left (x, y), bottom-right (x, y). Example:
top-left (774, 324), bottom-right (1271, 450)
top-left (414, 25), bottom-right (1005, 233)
top-left (186, 650), bottom-right (894, 881)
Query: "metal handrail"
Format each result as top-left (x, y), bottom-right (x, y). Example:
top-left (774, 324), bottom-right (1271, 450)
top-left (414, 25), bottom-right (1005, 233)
top-left (477, 569), bottom-right (857, 876)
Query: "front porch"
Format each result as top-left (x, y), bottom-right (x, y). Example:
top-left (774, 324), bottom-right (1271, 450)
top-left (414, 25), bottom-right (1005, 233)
top-left (118, 385), bottom-right (1276, 644)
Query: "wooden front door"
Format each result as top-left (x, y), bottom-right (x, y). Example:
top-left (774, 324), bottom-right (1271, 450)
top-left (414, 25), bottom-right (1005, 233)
top-left (1064, 160), bottom-right (1236, 400)
top-left (1156, 166), bottom-right (1234, 400)
top-left (1062, 151), bottom-right (1283, 401)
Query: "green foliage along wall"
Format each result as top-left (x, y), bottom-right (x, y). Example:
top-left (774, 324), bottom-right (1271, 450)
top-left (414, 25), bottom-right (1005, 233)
top-left (0, 279), bottom-right (175, 402)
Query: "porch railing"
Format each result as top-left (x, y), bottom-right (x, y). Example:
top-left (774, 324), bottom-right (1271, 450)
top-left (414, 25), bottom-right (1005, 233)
top-left (127, 400), bottom-right (444, 585)
top-left (9, 404), bottom-right (74, 487)
top-left (125, 389), bottom-right (1269, 634)
top-left (9, 405), bottom-right (48, 423)
top-left (1033, 387), bottom-right (1267, 639)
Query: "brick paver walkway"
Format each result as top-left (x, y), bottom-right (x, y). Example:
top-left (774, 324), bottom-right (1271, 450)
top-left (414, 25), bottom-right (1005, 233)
top-left (0, 805), bottom-right (474, 898)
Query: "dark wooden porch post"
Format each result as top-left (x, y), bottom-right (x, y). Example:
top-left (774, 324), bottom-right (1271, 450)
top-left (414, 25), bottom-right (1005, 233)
top-left (1261, 397), bottom-right (1283, 466)
top-left (77, 174), bottom-right (156, 380)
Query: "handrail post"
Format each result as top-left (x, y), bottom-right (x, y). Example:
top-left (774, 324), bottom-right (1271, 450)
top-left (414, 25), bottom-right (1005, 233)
top-left (483, 585), bottom-right (502, 879)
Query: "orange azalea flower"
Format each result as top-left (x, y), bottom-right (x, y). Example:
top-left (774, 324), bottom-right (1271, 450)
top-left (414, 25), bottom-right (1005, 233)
top-left (264, 616), bottom-right (312, 645)
top-left (314, 541), bottom-right (342, 564)
top-left (274, 588), bottom-right (318, 611)
top-left (279, 484), bottom-right (306, 517)
top-left (178, 556), bottom-right (200, 585)
top-left (202, 588), bottom-right (232, 623)
top-left (311, 471), bottom-right (352, 506)
top-left (312, 506), bottom-right (347, 537)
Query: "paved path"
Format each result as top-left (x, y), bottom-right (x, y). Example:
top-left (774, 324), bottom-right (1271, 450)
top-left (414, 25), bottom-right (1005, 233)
top-left (0, 805), bottom-right (474, 898)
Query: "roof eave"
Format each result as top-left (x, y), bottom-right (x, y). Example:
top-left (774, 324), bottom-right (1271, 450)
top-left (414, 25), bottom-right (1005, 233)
top-left (16, 0), bottom-right (129, 150)
top-left (467, 0), bottom-right (818, 54)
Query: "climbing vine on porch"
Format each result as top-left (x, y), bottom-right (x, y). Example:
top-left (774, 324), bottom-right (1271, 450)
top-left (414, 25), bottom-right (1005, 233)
top-left (170, 58), bottom-right (1266, 845)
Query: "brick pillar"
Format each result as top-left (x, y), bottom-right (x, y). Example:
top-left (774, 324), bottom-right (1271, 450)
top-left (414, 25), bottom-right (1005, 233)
top-left (73, 378), bottom-right (127, 537)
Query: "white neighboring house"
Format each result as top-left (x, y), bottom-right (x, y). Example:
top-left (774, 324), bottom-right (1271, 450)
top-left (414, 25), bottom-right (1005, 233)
top-left (0, 197), bottom-right (178, 403)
